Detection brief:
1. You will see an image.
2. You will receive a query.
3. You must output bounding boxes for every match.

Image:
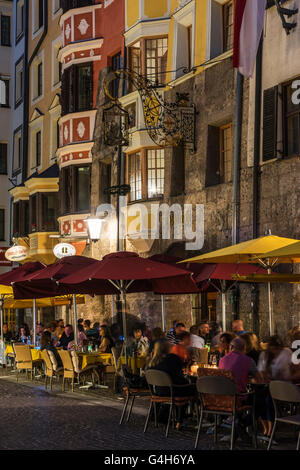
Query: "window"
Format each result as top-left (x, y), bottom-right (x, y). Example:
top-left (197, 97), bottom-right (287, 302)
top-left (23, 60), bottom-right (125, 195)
top-left (284, 80), bottom-right (300, 157)
top-left (32, 0), bottom-right (44, 35)
top-left (219, 124), bottom-right (232, 183)
top-left (0, 78), bottom-right (9, 107)
top-left (13, 128), bottom-right (22, 173)
top-left (1, 15), bottom-right (11, 46)
top-left (52, 38), bottom-right (62, 88)
top-left (0, 143), bottom-right (7, 174)
top-left (223, 0), bottom-right (234, 52)
top-left (0, 209), bottom-right (4, 241)
top-left (15, 58), bottom-right (23, 106)
top-left (110, 52), bottom-right (122, 98)
top-left (187, 25), bottom-right (193, 71)
top-left (29, 192), bottom-right (58, 233)
top-left (147, 149), bottom-right (164, 198)
top-left (208, 0), bottom-right (234, 59)
top-left (37, 62), bottom-right (43, 97)
top-left (128, 152), bottom-right (142, 201)
top-left (126, 148), bottom-right (165, 202)
top-left (60, 165), bottom-right (91, 215)
top-left (16, 1), bottom-right (24, 40)
top-left (52, 0), bottom-right (61, 15)
top-left (205, 124), bottom-right (232, 186)
top-left (128, 37), bottom-right (168, 90)
top-left (13, 200), bottom-right (29, 237)
top-left (61, 63), bottom-right (93, 115)
top-left (61, 0), bottom-right (93, 13)
top-left (35, 130), bottom-right (41, 168)
top-left (32, 54), bottom-right (43, 101)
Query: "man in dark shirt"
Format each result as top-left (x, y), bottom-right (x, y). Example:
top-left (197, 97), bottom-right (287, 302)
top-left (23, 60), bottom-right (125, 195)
top-left (199, 323), bottom-right (210, 345)
top-left (57, 324), bottom-right (74, 350)
top-left (166, 322), bottom-right (185, 345)
top-left (2, 323), bottom-right (12, 342)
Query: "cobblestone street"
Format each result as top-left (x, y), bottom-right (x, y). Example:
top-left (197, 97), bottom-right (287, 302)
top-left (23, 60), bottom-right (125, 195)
top-left (0, 371), bottom-right (297, 451)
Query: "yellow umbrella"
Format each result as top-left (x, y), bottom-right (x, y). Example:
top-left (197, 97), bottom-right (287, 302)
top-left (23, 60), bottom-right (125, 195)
top-left (181, 235), bottom-right (300, 335)
top-left (2, 295), bottom-right (85, 309)
top-left (0, 285), bottom-right (13, 295)
top-left (262, 241), bottom-right (300, 264)
top-left (182, 235), bottom-right (299, 265)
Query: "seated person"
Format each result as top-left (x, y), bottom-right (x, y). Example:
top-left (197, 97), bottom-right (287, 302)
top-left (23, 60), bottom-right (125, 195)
top-left (127, 326), bottom-right (149, 357)
top-left (217, 332), bottom-right (236, 359)
top-left (15, 324), bottom-right (31, 344)
top-left (54, 319), bottom-right (65, 339)
top-left (190, 325), bottom-right (205, 348)
top-left (41, 331), bottom-right (63, 368)
top-left (98, 325), bottom-right (114, 353)
top-left (166, 322), bottom-right (185, 345)
top-left (219, 337), bottom-right (259, 393)
top-left (84, 320), bottom-right (99, 341)
top-left (35, 323), bottom-right (44, 345)
top-left (171, 331), bottom-right (191, 365)
top-left (67, 324), bottom-right (87, 351)
top-left (148, 327), bottom-right (166, 356)
top-left (2, 323), bottom-right (12, 342)
top-left (148, 339), bottom-right (196, 429)
top-left (56, 325), bottom-right (74, 350)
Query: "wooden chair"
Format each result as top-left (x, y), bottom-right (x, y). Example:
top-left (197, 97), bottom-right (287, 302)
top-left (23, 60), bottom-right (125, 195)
top-left (144, 369), bottom-right (196, 437)
top-left (58, 349), bottom-right (98, 392)
top-left (195, 374), bottom-right (256, 450)
top-left (13, 343), bottom-right (42, 381)
top-left (268, 380), bottom-right (300, 450)
top-left (41, 349), bottom-right (63, 390)
top-left (102, 347), bottom-right (119, 390)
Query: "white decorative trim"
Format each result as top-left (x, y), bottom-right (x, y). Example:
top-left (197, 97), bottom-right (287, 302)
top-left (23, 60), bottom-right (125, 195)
top-left (125, 19), bottom-right (170, 46)
top-left (59, 38), bottom-right (104, 62)
top-left (59, 4), bottom-right (103, 27)
top-left (77, 18), bottom-right (90, 36)
top-left (76, 121), bottom-right (85, 139)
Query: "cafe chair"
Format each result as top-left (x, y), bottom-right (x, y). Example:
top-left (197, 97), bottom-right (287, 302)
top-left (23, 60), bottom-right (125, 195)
top-left (195, 375), bottom-right (256, 450)
top-left (268, 380), bottom-right (300, 450)
top-left (58, 349), bottom-right (98, 392)
top-left (120, 364), bottom-right (149, 425)
top-left (41, 349), bottom-right (63, 391)
top-left (144, 370), bottom-right (196, 438)
top-left (13, 343), bottom-right (43, 381)
top-left (102, 347), bottom-right (118, 390)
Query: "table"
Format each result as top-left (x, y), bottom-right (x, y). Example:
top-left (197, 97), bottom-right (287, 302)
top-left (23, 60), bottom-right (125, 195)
top-left (117, 356), bottom-right (146, 374)
top-left (77, 352), bottom-right (113, 370)
top-left (5, 344), bottom-right (43, 361)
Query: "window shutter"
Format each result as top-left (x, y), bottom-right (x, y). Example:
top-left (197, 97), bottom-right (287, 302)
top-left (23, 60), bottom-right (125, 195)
top-left (262, 86), bottom-right (278, 161)
top-left (61, 70), bottom-right (67, 115)
top-left (205, 125), bottom-right (220, 187)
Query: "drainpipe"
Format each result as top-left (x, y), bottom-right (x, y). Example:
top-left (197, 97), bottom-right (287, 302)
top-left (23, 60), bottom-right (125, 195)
top-left (252, 36), bottom-right (263, 333)
top-left (232, 71), bottom-right (244, 246)
top-left (22, 0), bottom-right (48, 183)
top-left (231, 71), bottom-right (244, 322)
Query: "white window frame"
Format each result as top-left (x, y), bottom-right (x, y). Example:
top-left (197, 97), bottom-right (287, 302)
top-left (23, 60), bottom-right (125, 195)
top-left (29, 116), bottom-right (44, 173)
top-left (32, 0), bottom-right (44, 39)
top-left (49, 104), bottom-right (61, 163)
top-left (52, 36), bottom-right (62, 90)
top-left (172, 0), bottom-right (196, 81)
top-left (15, 59), bottom-right (23, 105)
top-left (206, 0), bottom-right (233, 61)
top-left (31, 50), bottom-right (44, 104)
top-left (16, 0), bottom-right (25, 40)
top-left (13, 128), bottom-right (22, 173)
top-left (52, 0), bottom-right (62, 19)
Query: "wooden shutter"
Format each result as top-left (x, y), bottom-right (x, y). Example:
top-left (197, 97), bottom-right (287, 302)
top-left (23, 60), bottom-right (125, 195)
top-left (205, 126), bottom-right (220, 187)
top-left (262, 86), bottom-right (278, 161)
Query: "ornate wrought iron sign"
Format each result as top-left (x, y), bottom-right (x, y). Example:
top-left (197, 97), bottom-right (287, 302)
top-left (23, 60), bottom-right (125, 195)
top-left (103, 101), bottom-right (129, 147)
top-left (103, 70), bottom-right (196, 151)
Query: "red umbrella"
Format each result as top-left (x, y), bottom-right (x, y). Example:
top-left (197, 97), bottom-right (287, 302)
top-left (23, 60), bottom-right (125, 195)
top-left (60, 251), bottom-right (198, 340)
top-left (0, 261), bottom-right (46, 286)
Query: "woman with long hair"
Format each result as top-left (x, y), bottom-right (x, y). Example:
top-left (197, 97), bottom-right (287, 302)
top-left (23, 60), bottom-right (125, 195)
top-left (98, 325), bottom-right (114, 353)
top-left (40, 331), bottom-right (63, 368)
top-left (240, 332), bottom-right (260, 364)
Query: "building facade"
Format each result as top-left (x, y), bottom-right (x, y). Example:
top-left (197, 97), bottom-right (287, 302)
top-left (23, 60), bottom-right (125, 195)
top-left (0, 0), bottom-right (13, 274)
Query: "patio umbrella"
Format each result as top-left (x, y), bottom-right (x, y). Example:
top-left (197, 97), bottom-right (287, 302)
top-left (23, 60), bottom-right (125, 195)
top-left (60, 252), bottom-right (199, 349)
top-left (181, 235), bottom-right (300, 335)
top-left (0, 262), bottom-right (46, 346)
top-left (12, 256), bottom-right (98, 346)
top-left (0, 284), bottom-right (14, 344)
top-left (232, 273), bottom-right (300, 283)
top-left (262, 241), bottom-right (300, 263)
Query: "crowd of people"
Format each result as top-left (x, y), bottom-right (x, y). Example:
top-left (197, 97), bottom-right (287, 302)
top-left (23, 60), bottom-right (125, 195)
top-left (1, 316), bottom-right (300, 439)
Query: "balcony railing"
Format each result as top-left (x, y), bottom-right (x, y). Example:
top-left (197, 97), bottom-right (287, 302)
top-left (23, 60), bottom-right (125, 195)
top-left (61, 0), bottom-right (94, 13)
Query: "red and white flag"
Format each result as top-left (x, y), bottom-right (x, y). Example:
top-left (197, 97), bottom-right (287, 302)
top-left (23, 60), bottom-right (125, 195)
top-left (233, 0), bottom-right (266, 77)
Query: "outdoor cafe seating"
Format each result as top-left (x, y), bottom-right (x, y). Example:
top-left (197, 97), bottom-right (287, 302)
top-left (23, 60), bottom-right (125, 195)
top-left (13, 343), bottom-right (43, 381)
